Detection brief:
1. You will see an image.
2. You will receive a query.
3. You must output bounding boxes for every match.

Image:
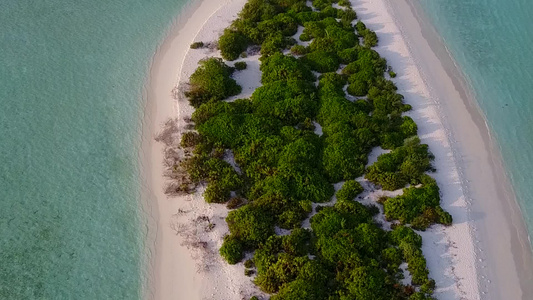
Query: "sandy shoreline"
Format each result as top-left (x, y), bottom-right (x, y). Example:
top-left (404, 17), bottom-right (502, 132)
top-left (142, 0), bottom-right (260, 299)
top-left (140, 0), bottom-right (533, 299)
top-left (381, 0), bottom-right (533, 298)
top-left (141, 0), bottom-right (236, 299)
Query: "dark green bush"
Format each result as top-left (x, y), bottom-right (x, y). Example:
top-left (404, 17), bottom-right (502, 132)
top-left (220, 235), bottom-right (244, 264)
top-left (383, 183), bottom-right (441, 225)
top-left (400, 116), bottom-right (418, 137)
top-left (347, 80), bottom-right (368, 97)
top-left (219, 29), bottom-right (249, 61)
top-left (261, 33), bottom-right (292, 56)
top-left (239, 0), bottom-right (279, 22)
top-left (363, 30), bottom-right (378, 47)
top-left (260, 53), bottom-right (315, 83)
top-left (244, 259), bottom-right (255, 268)
top-left (336, 180), bottom-right (364, 201)
top-left (226, 205), bottom-right (275, 247)
top-left (186, 58), bottom-right (242, 107)
top-left (203, 180), bottom-right (231, 203)
top-left (235, 61), bottom-right (248, 70)
top-left (366, 137), bottom-right (433, 190)
top-left (303, 50), bottom-right (340, 73)
top-left (190, 41), bottom-right (204, 49)
top-left (290, 44), bottom-right (308, 55)
top-left (227, 196), bottom-right (244, 209)
top-left (338, 47), bottom-right (359, 64)
top-left (338, 0), bottom-right (351, 7)
top-left (251, 80), bottom-right (318, 125)
top-left (180, 131), bottom-right (202, 148)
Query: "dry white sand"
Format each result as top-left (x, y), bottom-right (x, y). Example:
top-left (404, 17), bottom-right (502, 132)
top-left (141, 0), bottom-right (533, 299)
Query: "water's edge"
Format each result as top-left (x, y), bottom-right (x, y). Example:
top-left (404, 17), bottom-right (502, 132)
top-left (394, 0), bottom-right (533, 298)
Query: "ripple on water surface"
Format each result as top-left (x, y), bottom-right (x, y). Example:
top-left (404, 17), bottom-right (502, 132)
top-left (0, 0), bottom-right (190, 298)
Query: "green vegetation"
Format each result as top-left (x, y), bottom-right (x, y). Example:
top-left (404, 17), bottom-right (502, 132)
top-left (234, 61), bottom-right (248, 70)
top-left (190, 41), bottom-right (205, 49)
top-left (177, 0), bottom-right (451, 298)
top-left (366, 137), bottom-right (432, 191)
top-left (356, 21), bottom-right (379, 47)
top-left (185, 58), bottom-right (242, 107)
top-left (336, 180), bottom-right (364, 202)
top-left (219, 29), bottom-right (249, 61)
top-left (290, 44), bottom-right (308, 56)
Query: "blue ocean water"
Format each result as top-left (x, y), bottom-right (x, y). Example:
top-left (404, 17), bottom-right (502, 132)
top-left (0, 0), bottom-right (190, 298)
top-left (418, 0), bottom-right (533, 244)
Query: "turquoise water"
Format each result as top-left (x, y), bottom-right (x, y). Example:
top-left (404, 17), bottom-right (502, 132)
top-left (418, 0), bottom-right (533, 244)
top-left (0, 0), bottom-right (190, 298)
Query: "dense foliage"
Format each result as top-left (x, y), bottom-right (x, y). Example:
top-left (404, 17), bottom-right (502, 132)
top-left (185, 58), bottom-right (242, 107)
top-left (180, 0), bottom-right (452, 298)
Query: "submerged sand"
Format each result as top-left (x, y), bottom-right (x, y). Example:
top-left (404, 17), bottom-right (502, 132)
top-left (141, 0), bottom-right (533, 299)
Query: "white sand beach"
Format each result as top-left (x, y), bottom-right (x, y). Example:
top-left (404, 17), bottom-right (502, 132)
top-left (141, 0), bottom-right (533, 299)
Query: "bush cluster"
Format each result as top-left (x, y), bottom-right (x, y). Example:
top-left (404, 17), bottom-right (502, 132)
top-left (185, 58), bottom-right (242, 107)
top-left (180, 0), bottom-right (450, 298)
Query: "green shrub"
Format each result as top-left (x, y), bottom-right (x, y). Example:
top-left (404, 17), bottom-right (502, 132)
top-left (303, 50), bottom-right (340, 73)
top-left (299, 32), bottom-right (311, 41)
top-left (383, 183), bottom-right (441, 225)
top-left (226, 205), bottom-right (275, 247)
top-left (227, 196), bottom-right (244, 209)
top-left (336, 180), bottom-right (364, 201)
top-left (251, 80), bottom-right (318, 125)
top-left (234, 61), bottom-right (248, 70)
top-left (363, 30), bottom-right (378, 47)
top-left (338, 47), bottom-right (359, 64)
top-left (219, 235), bottom-right (244, 264)
top-left (190, 41), bottom-right (204, 49)
top-left (347, 80), bottom-right (368, 97)
top-left (290, 44), bottom-right (308, 55)
top-left (319, 7), bottom-right (339, 19)
top-left (338, 0), bottom-right (351, 7)
top-left (244, 259), bottom-right (255, 268)
top-left (366, 137), bottom-right (433, 190)
top-left (203, 180), bottom-right (231, 203)
top-left (186, 58), bottom-right (242, 107)
top-left (355, 21), bottom-right (367, 32)
top-left (261, 33), bottom-right (293, 56)
top-left (180, 131), bottom-right (202, 148)
top-left (219, 29), bottom-right (249, 61)
top-left (260, 53), bottom-right (315, 83)
top-left (282, 228), bottom-right (311, 256)
top-left (400, 116), bottom-right (418, 138)
top-left (239, 0), bottom-right (279, 22)
top-left (338, 9), bottom-right (357, 26)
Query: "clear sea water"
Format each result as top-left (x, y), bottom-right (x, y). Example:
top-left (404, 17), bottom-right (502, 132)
top-left (0, 0), bottom-right (190, 298)
top-left (418, 0), bottom-right (533, 246)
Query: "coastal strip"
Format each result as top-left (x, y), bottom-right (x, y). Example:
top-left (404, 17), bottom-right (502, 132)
top-left (141, 0), bottom-right (248, 299)
top-left (352, 0), bottom-right (480, 298)
top-left (384, 0), bottom-right (533, 299)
